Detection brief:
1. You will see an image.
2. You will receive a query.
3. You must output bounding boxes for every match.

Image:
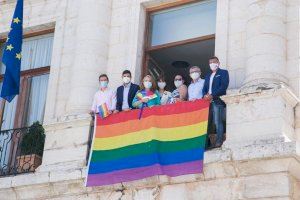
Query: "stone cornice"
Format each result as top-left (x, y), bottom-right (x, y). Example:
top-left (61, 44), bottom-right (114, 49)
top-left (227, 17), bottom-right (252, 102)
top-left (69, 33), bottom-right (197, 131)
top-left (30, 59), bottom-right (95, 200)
top-left (43, 113), bottom-right (92, 132)
top-left (222, 83), bottom-right (300, 107)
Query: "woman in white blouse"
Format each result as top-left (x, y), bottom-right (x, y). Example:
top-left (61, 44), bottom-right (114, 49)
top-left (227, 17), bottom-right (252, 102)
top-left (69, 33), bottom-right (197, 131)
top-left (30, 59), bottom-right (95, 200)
top-left (157, 75), bottom-right (172, 105)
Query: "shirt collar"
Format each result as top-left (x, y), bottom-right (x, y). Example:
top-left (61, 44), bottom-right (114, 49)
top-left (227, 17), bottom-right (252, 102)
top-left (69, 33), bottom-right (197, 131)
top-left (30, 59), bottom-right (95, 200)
top-left (123, 82), bottom-right (131, 88)
top-left (192, 79), bottom-right (202, 84)
top-left (100, 87), bottom-right (109, 92)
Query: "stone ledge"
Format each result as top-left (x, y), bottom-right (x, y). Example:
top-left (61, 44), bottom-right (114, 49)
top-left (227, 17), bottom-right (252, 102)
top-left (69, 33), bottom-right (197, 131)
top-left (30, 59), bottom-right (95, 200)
top-left (0, 171), bottom-right (297, 200)
top-left (1, 155), bottom-right (299, 192)
top-left (43, 114), bottom-right (92, 132)
top-left (223, 83), bottom-right (300, 107)
top-left (2, 139), bottom-right (299, 190)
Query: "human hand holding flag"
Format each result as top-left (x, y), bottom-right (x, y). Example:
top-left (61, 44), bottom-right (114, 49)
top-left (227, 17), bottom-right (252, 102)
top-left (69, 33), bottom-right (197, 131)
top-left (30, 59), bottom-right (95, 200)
top-left (98, 103), bottom-right (110, 119)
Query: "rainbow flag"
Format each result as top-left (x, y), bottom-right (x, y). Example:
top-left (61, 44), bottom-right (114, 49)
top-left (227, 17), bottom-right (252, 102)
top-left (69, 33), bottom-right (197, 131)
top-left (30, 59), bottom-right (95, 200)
top-left (86, 99), bottom-right (209, 187)
top-left (98, 103), bottom-right (109, 118)
top-left (136, 90), bottom-right (157, 100)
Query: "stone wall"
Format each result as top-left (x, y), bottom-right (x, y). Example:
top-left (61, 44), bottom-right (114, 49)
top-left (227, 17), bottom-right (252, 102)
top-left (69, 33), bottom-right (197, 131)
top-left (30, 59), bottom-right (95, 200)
top-left (0, 0), bottom-right (299, 199)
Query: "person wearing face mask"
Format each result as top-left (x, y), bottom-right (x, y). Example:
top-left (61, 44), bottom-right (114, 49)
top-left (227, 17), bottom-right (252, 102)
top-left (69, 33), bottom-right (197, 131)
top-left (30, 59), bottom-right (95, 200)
top-left (168, 74), bottom-right (188, 104)
top-left (114, 70), bottom-right (140, 113)
top-left (203, 56), bottom-right (229, 148)
top-left (157, 75), bottom-right (171, 105)
top-left (90, 74), bottom-right (117, 114)
top-left (132, 75), bottom-right (160, 108)
top-left (188, 66), bottom-right (205, 101)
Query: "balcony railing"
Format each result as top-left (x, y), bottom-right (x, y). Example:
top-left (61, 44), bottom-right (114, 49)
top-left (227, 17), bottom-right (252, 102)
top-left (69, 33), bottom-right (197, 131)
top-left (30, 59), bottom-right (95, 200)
top-left (0, 124), bottom-right (45, 177)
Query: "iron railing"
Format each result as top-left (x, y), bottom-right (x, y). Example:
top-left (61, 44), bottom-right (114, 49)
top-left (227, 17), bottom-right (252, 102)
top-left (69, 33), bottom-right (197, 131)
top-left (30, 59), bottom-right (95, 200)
top-left (0, 125), bottom-right (45, 177)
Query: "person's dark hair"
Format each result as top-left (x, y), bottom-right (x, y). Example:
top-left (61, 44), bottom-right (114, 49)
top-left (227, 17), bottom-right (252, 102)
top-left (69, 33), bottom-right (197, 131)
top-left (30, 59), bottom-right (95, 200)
top-left (174, 74), bottom-right (186, 83)
top-left (209, 56), bottom-right (219, 62)
top-left (122, 70), bottom-right (131, 77)
top-left (157, 74), bottom-right (166, 82)
top-left (99, 74), bottom-right (109, 81)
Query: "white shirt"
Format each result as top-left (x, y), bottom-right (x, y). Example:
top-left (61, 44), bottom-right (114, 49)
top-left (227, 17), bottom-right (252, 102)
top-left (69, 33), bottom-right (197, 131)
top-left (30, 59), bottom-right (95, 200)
top-left (188, 79), bottom-right (205, 100)
top-left (91, 88), bottom-right (116, 112)
top-left (209, 72), bottom-right (216, 94)
top-left (159, 91), bottom-right (172, 105)
top-left (122, 83), bottom-right (131, 110)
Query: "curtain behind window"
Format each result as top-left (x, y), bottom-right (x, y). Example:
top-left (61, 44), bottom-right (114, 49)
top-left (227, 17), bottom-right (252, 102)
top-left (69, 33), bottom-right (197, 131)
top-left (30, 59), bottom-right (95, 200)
top-left (0, 34), bottom-right (53, 74)
top-left (0, 82), bottom-right (18, 131)
top-left (25, 74), bottom-right (49, 126)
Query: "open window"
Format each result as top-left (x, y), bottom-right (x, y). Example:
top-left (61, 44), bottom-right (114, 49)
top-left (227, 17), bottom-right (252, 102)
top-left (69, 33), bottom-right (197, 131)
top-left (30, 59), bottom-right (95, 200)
top-left (144, 0), bottom-right (217, 90)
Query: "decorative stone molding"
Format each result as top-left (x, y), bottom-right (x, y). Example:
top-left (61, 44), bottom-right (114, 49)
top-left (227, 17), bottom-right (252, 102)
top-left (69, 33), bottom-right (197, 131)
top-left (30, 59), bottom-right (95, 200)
top-left (222, 82), bottom-right (300, 108)
top-left (222, 83), bottom-right (299, 149)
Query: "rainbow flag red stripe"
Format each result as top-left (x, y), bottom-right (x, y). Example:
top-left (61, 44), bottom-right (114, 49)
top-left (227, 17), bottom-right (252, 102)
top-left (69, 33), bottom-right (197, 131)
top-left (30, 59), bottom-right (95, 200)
top-left (86, 100), bottom-right (209, 186)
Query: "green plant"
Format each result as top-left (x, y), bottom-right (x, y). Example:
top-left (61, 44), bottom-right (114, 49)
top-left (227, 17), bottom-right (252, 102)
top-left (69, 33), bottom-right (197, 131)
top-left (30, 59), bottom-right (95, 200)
top-left (20, 121), bottom-right (46, 156)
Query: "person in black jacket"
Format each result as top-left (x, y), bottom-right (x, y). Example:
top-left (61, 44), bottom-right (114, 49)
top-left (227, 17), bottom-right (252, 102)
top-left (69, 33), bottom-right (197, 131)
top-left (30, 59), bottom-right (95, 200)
top-left (114, 70), bottom-right (140, 113)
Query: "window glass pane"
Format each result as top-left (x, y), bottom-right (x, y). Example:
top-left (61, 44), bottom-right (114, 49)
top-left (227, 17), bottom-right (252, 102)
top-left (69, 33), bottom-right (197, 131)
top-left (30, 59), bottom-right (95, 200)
top-left (0, 34), bottom-right (54, 74)
top-left (1, 99), bottom-right (18, 131)
top-left (25, 74), bottom-right (49, 126)
top-left (150, 0), bottom-right (217, 46)
top-left (0, 80), bottom-right (18, 130)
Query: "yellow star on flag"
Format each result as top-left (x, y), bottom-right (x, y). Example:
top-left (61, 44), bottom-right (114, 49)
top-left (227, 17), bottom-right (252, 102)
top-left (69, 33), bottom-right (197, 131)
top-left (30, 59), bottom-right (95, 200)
top-left (6, 44), bottom-right (14, 51)
top-left (13, 17), bottom-right (21, 24)
top-left (16, 53), bottom-right (22, 60)
top-left (6, 37), bottom-right (9, 42)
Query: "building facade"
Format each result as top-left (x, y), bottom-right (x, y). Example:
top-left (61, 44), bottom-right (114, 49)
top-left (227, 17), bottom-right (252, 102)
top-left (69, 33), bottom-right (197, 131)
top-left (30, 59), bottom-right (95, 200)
top-left (0, 0), bottom-right (299, 199)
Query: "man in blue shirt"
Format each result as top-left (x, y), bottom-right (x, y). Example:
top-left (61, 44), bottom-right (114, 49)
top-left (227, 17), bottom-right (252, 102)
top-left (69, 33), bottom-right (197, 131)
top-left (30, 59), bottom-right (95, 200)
top-left (188, 66), bottom-right (205, 101)
top-left (203, 56), bottom-right (229, 148)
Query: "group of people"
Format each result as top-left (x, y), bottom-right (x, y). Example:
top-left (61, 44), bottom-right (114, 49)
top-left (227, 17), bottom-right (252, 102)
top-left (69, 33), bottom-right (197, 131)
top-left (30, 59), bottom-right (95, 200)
top-left (90, 56), bottom-right (229, 148)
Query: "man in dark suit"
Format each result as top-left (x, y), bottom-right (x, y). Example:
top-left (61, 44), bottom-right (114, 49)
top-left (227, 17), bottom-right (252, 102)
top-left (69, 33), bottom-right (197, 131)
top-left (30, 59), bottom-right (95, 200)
top-left (114, 70), bottom-right (140, 113)
top-left (203, 56), bottom-right (229, 148)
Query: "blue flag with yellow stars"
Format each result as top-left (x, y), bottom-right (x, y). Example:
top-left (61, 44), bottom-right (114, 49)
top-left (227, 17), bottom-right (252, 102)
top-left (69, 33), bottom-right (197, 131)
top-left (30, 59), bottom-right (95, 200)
top-left (1, 0), bottom-right (23, 102)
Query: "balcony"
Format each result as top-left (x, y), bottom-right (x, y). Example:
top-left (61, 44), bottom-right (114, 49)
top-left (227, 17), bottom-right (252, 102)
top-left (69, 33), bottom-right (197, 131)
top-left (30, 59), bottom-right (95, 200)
top-left (0, 122), bottom-right (45, 177)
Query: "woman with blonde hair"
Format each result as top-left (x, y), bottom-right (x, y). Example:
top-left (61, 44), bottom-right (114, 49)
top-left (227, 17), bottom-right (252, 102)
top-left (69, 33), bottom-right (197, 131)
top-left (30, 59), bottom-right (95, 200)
top-left (132, 75), bottom-right (161, 108)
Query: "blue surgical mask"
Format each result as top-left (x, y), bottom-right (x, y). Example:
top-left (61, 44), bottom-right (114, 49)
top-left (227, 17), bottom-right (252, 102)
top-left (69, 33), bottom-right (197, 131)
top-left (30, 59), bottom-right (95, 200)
top-left (143, 81), bottom-right (152, 89)
top-left (100, 81), bottom-right (108, 88)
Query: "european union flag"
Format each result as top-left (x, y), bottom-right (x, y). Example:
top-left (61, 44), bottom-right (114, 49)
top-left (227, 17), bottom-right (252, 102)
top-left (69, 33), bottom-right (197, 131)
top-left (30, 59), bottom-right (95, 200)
top-left (1, 0), bottom-right (23, 102)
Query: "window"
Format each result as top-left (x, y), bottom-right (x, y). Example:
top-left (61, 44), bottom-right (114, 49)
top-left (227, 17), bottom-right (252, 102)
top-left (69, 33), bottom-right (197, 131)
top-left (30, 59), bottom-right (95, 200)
top-left (0, 34), bottom-right (53, 130)
top-left (149, 0), bottom-right (217, 47)
top-left (144, 0), bottom-right (217, 89)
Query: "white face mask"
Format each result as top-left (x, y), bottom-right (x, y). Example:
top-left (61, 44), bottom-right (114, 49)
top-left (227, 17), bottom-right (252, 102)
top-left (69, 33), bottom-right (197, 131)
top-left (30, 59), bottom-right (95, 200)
top-left (100, 81), bottom-right (108, 88)
top-left (158, 82), bottom-right (166, 89)
top-left (143, 81), bottom-right (152, 89)
top-left (123, 77), bottom-right (131, 84)
top-left (190, 72), bottom-right (200, 80)
top-left (210, 63), bottom-right (219, 71)
top-left (174, 80), bottom-right (183, 88)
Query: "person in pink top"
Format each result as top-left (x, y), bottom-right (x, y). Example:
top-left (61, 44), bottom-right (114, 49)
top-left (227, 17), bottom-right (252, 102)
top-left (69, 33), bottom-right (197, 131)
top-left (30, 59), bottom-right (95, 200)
top-left (90, 74), bottom-right (116, 114)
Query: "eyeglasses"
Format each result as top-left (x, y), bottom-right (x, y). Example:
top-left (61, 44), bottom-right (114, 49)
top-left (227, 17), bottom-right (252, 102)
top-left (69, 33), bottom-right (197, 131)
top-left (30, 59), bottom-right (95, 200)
top-left (174, 78), bottom-right (182, 81)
